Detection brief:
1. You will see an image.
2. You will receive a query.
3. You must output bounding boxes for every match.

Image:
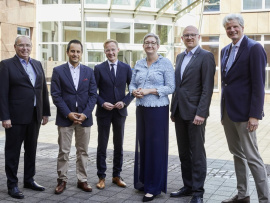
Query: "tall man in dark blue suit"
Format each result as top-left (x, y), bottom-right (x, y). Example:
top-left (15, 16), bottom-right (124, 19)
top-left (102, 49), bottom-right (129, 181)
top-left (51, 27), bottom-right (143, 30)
top-left (221, 14), bottom-right (269, 203)
top-left (94, 39), bottom-right (132, 189)
top-left (51, 40), bottom-right (97, 194)
top-left (0, 36), bottom-right (51, 199)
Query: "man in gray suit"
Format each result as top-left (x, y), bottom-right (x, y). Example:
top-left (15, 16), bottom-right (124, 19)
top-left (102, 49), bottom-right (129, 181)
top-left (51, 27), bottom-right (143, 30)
top-left (170, 26), bottom-right (216, 203)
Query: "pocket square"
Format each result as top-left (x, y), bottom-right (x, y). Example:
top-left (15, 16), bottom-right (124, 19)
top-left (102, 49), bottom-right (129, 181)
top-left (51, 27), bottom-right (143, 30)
top-left (83, 78), bottom-right (88, 81)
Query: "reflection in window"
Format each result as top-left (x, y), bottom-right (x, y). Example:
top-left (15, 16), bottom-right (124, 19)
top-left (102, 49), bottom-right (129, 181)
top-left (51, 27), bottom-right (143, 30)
top-left (86, 0), bottom-right (107, 3)
top-left (266, 0), bottom-right (270, 8)
top-left (42, 44), bottom-right (58, 61)
top-left (41, 22), bottom-right (58, 42)
top-left (157, 25), bottom-right (171, 45)
top-left (88, 51), bottom-right (104, 63)
top-left (113, 0), bottom-right (130, 5)
top-left (63, 22), bottom-right (81, 42)
top-left (135, 0), bottom-right (151, 7)
top-left (86, 22), bottom-right (107, 43)
top-left (62, 0), bottom-right (80, 3)
top-left (202, 36), bottom-right (219, 42)
top-left (110, 22), bottom-right (130, 43)
top-left (17, 27), bottom-right (30, 37)
top-left (134, 24), bottom-right (152, 44)
top-left (246, 35), bottom-right (261, 41)
top-left (204, 0), bottom-right (220, 12)
top-left (202, 44), bottom-right (219, 68)
top-left (156, 0), bottom-right (169, 9)
top-left (42, 0), bottom-right (58, 3)
top-left (243, 0), bottom-right (262, 10)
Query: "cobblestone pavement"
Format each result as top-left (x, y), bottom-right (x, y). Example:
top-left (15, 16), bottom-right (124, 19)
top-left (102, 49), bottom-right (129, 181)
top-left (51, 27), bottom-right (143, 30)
top-left (0, 98), bottom-right (269, 203)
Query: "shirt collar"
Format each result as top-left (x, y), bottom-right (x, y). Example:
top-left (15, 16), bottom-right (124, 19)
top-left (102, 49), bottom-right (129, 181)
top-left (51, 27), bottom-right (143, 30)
top-left (108, 60), bottom-right (118, 66)
top-left (184, 45), bottom-right (199, 55)
top-left (232, 35), bottom-right (244, 48)
top-left (68, 62), bottom-right (80, 69)
top-left (16, 55), bottom-right (32, 64)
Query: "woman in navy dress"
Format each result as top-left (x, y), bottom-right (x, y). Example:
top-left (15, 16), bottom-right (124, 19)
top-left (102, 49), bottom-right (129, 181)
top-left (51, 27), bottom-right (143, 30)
top-left (129, 33), bottom-right (175, 202)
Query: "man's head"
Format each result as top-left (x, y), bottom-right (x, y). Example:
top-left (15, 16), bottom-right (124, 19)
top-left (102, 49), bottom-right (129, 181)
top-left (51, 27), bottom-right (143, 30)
top-left (66, 39), bottom-right (83, 67)
top-left (103, 39), bottom-right (120, 63)
top-left (181, 26), bottom-right (200, 52)
top-left (14, 36), bottom-right (32, 61)
top-left (223, 13), bottom-right (244, 44)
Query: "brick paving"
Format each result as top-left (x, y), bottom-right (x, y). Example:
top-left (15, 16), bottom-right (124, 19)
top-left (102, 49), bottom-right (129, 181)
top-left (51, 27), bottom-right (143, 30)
top-left (0, 98), bottom-right (269, 202)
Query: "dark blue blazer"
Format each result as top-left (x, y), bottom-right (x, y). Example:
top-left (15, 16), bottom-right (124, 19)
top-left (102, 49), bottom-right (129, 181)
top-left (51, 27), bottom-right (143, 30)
top-left (221, 35), bottom-right (266, 122)
top-left (94, 60), bottom-right (132, 117)
top-left (51, 63), bottom-right (97, 127)
top-left (0, 56), bottom-right (50, 124)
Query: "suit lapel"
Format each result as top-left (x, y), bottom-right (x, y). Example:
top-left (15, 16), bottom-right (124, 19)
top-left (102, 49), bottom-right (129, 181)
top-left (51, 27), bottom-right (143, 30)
top-left (115, 61), bottom-right (122, 84)
top-left (175, 53), bottom-right (184, 87)
top-left (12, 56), bottom-right (32, 85)
top-left (77, 64), bottom-right (86, 91)
top-left (30, 60), bottom-right (40, 87)
top-left (63, 63), bottom-right (76, 91)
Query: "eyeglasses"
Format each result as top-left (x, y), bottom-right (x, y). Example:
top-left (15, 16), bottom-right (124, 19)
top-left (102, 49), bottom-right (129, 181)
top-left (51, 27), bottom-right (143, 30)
top-left (182, 34), bottom-right (199, 39)
top-left (16, 44), bottom-right (32, 48)
top-left (144, 42), bottom-right (157, 46)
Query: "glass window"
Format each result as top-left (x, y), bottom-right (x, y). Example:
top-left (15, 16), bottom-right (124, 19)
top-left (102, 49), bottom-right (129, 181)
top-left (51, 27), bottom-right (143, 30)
top-left (110, 22), bottom-right (130, 43)
top-left (265, 44), bottom-right (270, 67)
top-left (243, 0), bottom-right (262, 9)
top-left (246, 35), bottom-right (261, 41)
top-left (265, 70), bottom-right (270, 90)
top-left (201, 44), bottom-right (219, 68)
top-left (134, 24), bottom-right (152, 44)
top-left (41, 44), bottom-right (58, 61)
top-left (86, 0), bottom-right (107, 3)
top-left (87, 51), bottom-right (105, 64)
top-left (157, 25), bottom-right (171, 45)
top-left (40, 22), bottom-right (58, 42)
top-left (156, 0), bottom-right (170, 9)
top-left (86, 22), bottom-right (107, 43)
top-left (135, 0), bottom-right (151, 7)
top-left (266, 0), bottom-right (270, 8)
top-left (62, 0), bottom-right (80, 3)
top-left (17, 27), bottom-right (30, 37)
top-left (42, 0), bottom-right (58, 3)
top-left (265, 35), bottom-right (270, 41)
top-left (204, 0), bottom-right (220, 12)
top-left (62, 44), bottom-right (68, 62)
top-left (63, 22), bottom-right (81, 42)
top-left (113, 0), bottom-right (130, 5)
top-left (202, 36), bottom-right (219, 42)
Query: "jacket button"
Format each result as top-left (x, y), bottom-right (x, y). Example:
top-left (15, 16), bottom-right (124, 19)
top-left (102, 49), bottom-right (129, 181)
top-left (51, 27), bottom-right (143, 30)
top-left (225, 84), bottom-right (227, 86)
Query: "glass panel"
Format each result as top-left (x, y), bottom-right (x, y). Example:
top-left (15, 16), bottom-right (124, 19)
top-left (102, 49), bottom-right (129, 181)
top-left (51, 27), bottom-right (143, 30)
top-left (266, 0), bottom-right (270, 8)
top-left (157, 25), bottom-right (171, 45)
top-left (201, 44), bottom-right (219, 66)
top-left (246, 35), bottom-right (261, 41)
top-left (86, 0), bottom-right (107, 3)
top-left (243, 0), bottom-right (262, 10)
top-left (214, 70), bottom-right (218, 89)
top-left (62, 44), bottom-right (68, 62)
top-left (41, 22), bottom-right (58, 42)
top-left (156, 0), bottom-right (169, 9)
top-left (113, 0), bottom-right (130, 5)
top-left (63, 22), bottom-right (81, 42)
top-left (265, 35), bottom-right (270, 41)
top-left (62, 0), bottom-right (80, 3)
top-left (86, 22), bottom-right (107, 43)
top-left (17, 27), bottom-right (30, 36)
top-left (88, 51), bottom-right (104, 63)
top-left (42, 0), bottom-right (58, 3)
top-left (174, 26), bottom-right (183, 43)
top-left (41, 44), bottom-right (58, 61)
top-left (201, 36), bottom-right (219, 42)
top-left (174, 47), bottom-right (181, 65)
top-left (134, 24), bottom-right (152, 44)
top-left (110, 22), bottom-right (130, 43)
top-left (133, 51), bottom-right (145, 69)
top-left (204, 0), bottom-right (220, 12)
top-left (135, 0), bottom-right (151, 7)
top-left (265, 44), bottom-right (270, 68)
top-left (265, 70), bottom-right (270, 90)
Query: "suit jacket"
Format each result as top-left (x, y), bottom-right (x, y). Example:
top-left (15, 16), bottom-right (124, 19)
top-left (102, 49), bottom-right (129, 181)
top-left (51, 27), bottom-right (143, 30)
top-left (221, 35), bottom-right (266, 122)
top-left (51, 63), bottom-right (97, 127)
top-left (0, 55), bottom-right (51, 124)
top-left (94, 60), bottom-right (132, 117)
top-left (171, 47), bottom-right (216, 120)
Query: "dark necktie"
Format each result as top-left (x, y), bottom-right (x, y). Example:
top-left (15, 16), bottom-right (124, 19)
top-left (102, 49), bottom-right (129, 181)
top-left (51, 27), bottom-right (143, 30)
top-left (110, 64), bottom-right (115, 80)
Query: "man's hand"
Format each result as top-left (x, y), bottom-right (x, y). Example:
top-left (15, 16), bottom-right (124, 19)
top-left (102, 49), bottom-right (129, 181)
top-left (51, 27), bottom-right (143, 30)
top-left (74, 113), bottom-right (87, 125)
top-left (170, 115), bottom-right (175, 122)
top-left (68, 112), bottom-right (80, 122)
top-left (102, 102), bottom-right (115, 111)
top-left (2, 120), bottom-right (12, 129)
top-left (247, 117), bottom-right (259, 132)
top-left (114, 101), bottom-right (125, 109)
top-left (193, 115), bottom-right (205, 125)
top-left (42, 116), bottom-right (49, 125)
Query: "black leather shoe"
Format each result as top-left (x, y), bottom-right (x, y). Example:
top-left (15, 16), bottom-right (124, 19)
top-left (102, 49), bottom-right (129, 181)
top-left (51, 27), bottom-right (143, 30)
top-left (24, 181), bottom-right (45, 191)
top-left (142, 194), bottom-right (155, 202)
top-left (170, 187), bottom-right (193, 197)
top-left (221, 195), bottom-right (250, 203)
top-left (190, 196), bottom-right (203, 203)
top-left (8, 187), bottom-right (24, 199)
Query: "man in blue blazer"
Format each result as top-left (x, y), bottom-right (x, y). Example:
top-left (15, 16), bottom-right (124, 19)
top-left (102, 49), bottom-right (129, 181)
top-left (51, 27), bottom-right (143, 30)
top-left (221, 14), bottom-right (269, 203)
top-left (0, 36), bottom-right (51, 199)
top-left (51, 40), bottom-right (97, 194)
top-left (94, 39), bottom-right (132, 189)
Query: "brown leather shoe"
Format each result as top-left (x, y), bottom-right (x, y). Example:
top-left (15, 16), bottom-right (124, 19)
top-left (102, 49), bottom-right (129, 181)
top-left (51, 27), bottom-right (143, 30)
top-left (112, 177), bottom-right (126, 188)
top-left (55, 179), bottom-right (66, 194)
top-left (77, 182), bottom-right (92, 192)
top-left (222, 195), bottom-right (250, 203)
top-left (96, 178), bottom-right (105, 189)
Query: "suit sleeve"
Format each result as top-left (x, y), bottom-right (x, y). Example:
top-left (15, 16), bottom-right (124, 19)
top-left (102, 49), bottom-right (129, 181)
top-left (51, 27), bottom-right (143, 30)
top-left (51, 68), bottom-right (71, 117)
top-left (249, 43), bottom-right (266, 119)
top-left (40, 61), bottom-right (51, 116)
top-left (0, 61), bottom-right (10, 121)
top-left (121, 65), bottom-right (133, 106)
top-left (82, 69), bottom-right (97, 117)
top-left (94, 65), bottom-right (106, 107)
top-left (196, 52), bottom-right (216, 117)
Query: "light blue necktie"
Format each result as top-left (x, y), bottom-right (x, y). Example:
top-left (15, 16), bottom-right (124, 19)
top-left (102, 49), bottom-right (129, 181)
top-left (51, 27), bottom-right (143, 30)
top-left (226, 45), bottom-right (236, 75)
